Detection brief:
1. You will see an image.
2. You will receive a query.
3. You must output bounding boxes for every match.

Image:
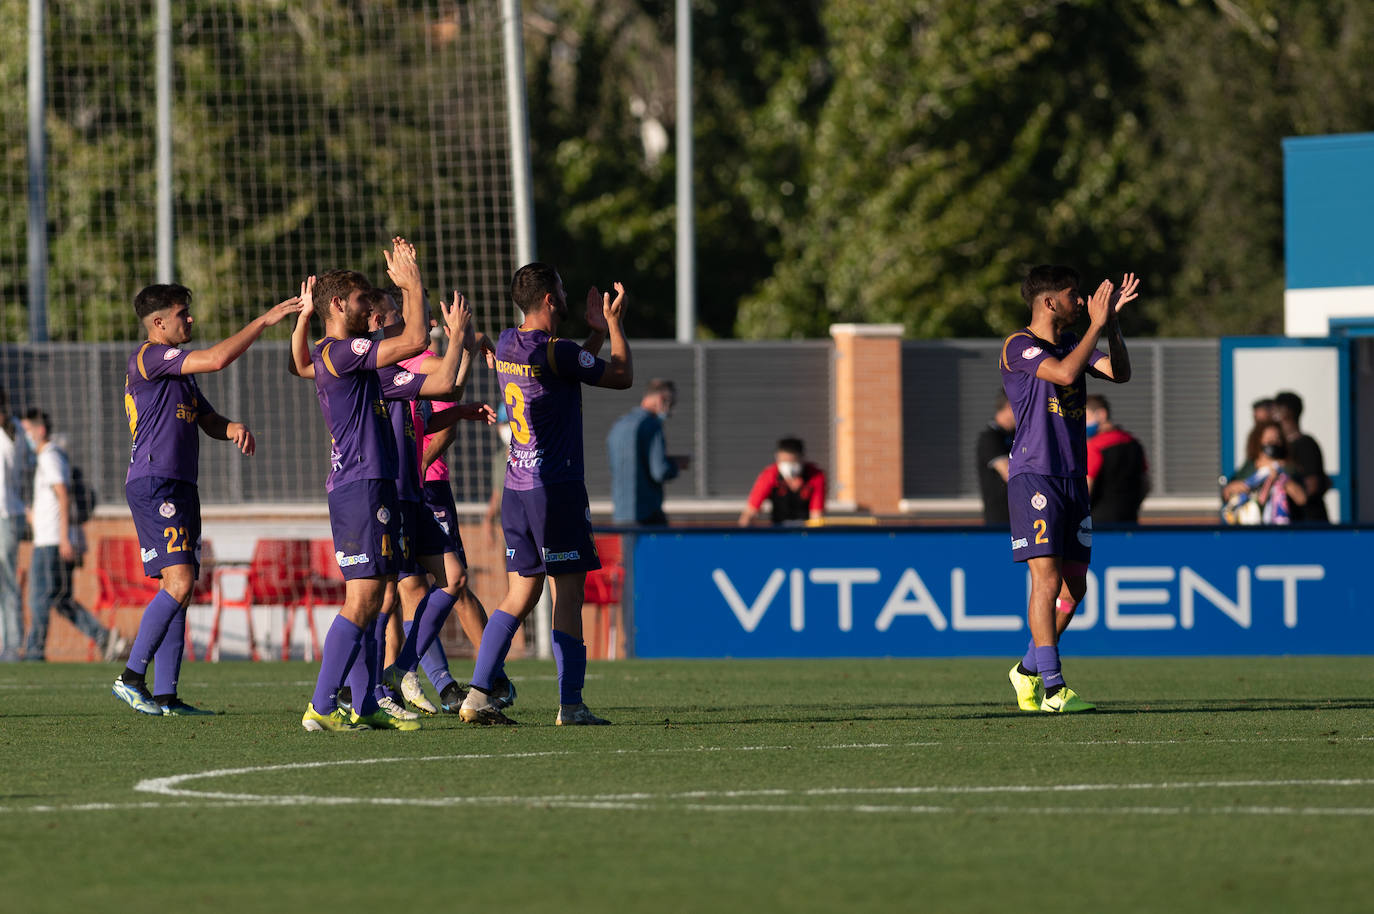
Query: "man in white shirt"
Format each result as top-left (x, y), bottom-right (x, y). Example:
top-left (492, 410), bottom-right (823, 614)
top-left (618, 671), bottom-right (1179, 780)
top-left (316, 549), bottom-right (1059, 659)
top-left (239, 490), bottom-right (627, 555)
top-left (0, 387), bottom-right (30, 662)
top-left (20, 409), bottom-right (119, 661)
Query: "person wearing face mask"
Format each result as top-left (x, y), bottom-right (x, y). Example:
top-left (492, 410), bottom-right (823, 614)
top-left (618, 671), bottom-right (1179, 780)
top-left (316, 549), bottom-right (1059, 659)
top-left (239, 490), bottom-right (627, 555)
top-left (607, 378), bottom-right (687, 526)
top-left (1083, 394), bottom-right (1149, 524)
top-left (20, 409), bottom-right (123, 663)
top-left (1221, 420), bottom-right (1307, 525)
top-left (738, 437), bottom-right (826, 527)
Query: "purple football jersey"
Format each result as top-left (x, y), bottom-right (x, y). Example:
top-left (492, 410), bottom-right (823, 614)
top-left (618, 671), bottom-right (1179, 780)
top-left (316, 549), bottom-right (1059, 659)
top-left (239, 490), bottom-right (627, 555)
top-left (125, 342), bottom-right (215, 484)
top-left (311, 336), bottom-right (397, 493)
top-left (377, 363), bottom-right (426, 503)
top-left (495, 327), bottom-right (607, 491)
top-left (999, 328), bottom-right (1107, 479)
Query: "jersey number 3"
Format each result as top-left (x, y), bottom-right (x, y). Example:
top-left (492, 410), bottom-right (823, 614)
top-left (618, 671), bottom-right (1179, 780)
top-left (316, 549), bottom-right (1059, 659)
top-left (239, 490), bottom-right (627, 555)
top-left (503, 382), bottom-right (531, 445)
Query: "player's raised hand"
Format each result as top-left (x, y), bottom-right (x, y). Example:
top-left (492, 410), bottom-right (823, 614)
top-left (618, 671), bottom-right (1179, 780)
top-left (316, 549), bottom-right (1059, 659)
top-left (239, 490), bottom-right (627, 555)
top-left (227, 422), bottom-right (257, 456)
top-left (602, 281), bottom-right (628, 326)
top-left (441, 290), bottom-right (471, 343)
top-left (384, 236), bottom-right (422, 290)
top-left (262, 295), bottom-right (304, 327)
top-left (476, 331), bottom-right (497, 368)
top-left (1109, 272), bottom-right (1140, 316)
top-left (586, 286), bottom-right (609, 333)
top-left (296, 275), bottom-right (316, 321)
top-left (1085, 278), bottom-right (1114, 328)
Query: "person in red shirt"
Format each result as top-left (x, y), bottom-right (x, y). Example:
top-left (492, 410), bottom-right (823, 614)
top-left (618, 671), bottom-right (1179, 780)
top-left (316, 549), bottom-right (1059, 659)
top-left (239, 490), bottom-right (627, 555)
top-left (738, 437), bottom-right (826, 526)
top-left (1084, 394), bottom-right (1149, 523)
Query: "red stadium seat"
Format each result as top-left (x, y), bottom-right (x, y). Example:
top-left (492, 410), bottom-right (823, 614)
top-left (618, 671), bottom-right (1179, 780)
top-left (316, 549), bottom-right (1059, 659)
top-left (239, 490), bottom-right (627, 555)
top-left (584, 534), bottom-right (624, 659)
top-left (93, 536), bottom-right (216, 662)
top-left (208, 538), bottom-right (315, 661)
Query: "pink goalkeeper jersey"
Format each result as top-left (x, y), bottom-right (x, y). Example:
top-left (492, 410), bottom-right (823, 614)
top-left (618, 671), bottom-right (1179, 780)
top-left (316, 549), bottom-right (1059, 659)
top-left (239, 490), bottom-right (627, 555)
top-left (400, 351), bottom-right (452, 484)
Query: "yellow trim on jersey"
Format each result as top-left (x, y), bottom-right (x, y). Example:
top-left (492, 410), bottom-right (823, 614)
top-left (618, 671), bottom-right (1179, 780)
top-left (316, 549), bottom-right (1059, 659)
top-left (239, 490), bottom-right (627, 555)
top-left (137, 342), bottom-right (155, 380)
top-left (321, 340), bottom-right (340, 377)
top-left (1000, 331), bottom-right (1035, 370)
top-left (544, 338), bottom-right (562, 377)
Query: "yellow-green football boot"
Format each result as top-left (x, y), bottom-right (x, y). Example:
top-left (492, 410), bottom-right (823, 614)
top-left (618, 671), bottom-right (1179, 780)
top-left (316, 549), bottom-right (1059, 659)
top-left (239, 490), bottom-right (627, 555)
top-left (1039, 686), bottom-right (1096, 713)
top-left (301, 702), bottom-right (366, 732)
top-left (350, 708), bottom-right (422, 731)
top-left (1008, 664), bottom-right (1043, 712)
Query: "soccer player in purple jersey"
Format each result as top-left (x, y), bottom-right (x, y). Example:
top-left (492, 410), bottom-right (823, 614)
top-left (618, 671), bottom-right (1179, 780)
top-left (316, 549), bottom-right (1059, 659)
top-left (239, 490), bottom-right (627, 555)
top-left (112, 284), bottom-right (302, 716)
top-left (296, 238), bottom-right (433, 732)
top-left (459, 264), bottom-right (632, 726)
top-left (1000, 265), bottom-right (1139, 713)
top-left (291, 285), bottom-right (494, 718)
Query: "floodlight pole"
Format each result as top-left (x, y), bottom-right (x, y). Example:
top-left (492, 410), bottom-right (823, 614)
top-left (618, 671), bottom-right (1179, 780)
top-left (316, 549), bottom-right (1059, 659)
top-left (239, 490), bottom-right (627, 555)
top-left (156, 0), bottom-right (174, 283)
top-left (502, 0), bottom-right (537, 270)
top-left (675, 0), bottom-right (695, 342)
top-left (27, 0), bottom-right (48, 342)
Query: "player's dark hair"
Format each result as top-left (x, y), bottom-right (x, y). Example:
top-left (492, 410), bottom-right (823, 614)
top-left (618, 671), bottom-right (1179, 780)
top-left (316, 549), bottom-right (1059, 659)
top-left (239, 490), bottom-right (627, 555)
top-left (511, 262), bottom-right (560, 314)
top-left (646, 378), bottom-right (676, 396)
top-left (134, 284), bottom-right (192, 322)
top-left (1085, 394), bottom-right (1110, 415)
top-left (1273, 390), bottom-right (1303, 421)
top-left (23, 408), bottom-right (51, 435)
top-left (1252, 396), bottom-right (1275, 412)
top-left (314, 270), bottom-right (372, 309)
top-left (776, 436), bottom-right (805, 456)
top-left (1020, 265), bottom-right (1080, 308)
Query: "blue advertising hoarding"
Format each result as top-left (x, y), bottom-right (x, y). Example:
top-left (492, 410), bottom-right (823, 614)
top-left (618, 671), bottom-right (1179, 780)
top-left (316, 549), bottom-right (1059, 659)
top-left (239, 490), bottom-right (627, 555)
top-left (630, 528), bottom-right (1368, 658)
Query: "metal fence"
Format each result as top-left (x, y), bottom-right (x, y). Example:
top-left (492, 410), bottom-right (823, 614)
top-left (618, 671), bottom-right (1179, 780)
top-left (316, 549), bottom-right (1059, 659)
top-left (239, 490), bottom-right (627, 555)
top-left (2, 337), bottom-right (1226, 515)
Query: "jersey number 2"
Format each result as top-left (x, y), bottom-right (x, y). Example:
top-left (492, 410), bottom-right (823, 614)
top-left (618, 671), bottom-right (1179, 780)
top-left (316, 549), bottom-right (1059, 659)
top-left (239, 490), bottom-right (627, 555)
top-left (1032, 519), bottom-right (1049, 545)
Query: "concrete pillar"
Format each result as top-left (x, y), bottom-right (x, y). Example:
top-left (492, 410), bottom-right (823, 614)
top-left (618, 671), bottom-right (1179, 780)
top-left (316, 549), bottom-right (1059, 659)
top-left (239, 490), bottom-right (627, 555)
top-left (829, 323), bottom-right (905, 515)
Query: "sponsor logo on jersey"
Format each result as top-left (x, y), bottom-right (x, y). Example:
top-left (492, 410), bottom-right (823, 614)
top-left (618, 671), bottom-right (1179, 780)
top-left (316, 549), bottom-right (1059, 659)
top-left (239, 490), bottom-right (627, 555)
top-left (1022, 346), bottom-right (1042, 359)
top-left (162, 348), bottom-right (180, 360)
top-left (158, 501), bottom-right (176, 518)
top-left (506, 548), bottom-right (516, 560)
top-left (376, 506), bottom-right (391, 524)
top-left (351, 338), bottom-right (372, 356)
top-left (1011, 537), bottom-right (1028, 550)
top-left (1077, 516), bottom-right (1093, 547)
top-left (1031, 492), bottom-right (1047, 511)
top-left (393, 370), bottom-right (414, 386)
top-left (578, 349), bottom-right (595, 369)
top-left (336, 551), bottom-right (371, 568)
top-left (543, 548), bottom-right (581, 563)
top-left (141, 547), bottom-right (159, 562)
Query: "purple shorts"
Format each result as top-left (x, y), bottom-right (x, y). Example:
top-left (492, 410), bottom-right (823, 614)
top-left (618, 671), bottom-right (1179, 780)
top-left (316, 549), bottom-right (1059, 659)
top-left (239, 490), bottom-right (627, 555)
top-left (327, 479), bottom-right (405, 580)
top-left (125, 477), bottom-right (202, 578)
top-left (1007, 473), bottom-right (1092, 565)
top-left (396, 498), bottom-right (451, 580)
top-left (422, 479), bottom-right (468, 568)
top-left (502, 480), bottom-right (600, 576)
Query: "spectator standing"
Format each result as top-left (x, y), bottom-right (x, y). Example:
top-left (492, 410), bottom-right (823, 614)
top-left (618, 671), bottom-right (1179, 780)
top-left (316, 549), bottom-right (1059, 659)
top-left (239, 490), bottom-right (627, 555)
top-left (20, 410), bottom-right (122, 661)
top-left (0, 387), bottom-right (30, 661)
top-left (1272, 391), bottom-right (1330, 524)
top-left (607, 378), bottom-right (686, 526)
top-left (975, 391), bottom-right (1015, 524)
top-left (1221, 420), bottom-right (1307, 525)
top-left (739, 437), bottom-right (826, 526)
top-left (1084, 394), bottom-right (1150, 523)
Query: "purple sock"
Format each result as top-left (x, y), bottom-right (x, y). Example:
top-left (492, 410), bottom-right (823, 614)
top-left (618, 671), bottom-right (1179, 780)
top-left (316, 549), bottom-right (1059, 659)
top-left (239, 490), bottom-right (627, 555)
top-left (420, 636), bottom-right (455, 692)
top-left (394, 589), bottom-right (433, 672)
top-left (552, 629), bottom-right (587, 706)
top-left (1035, 645), bottom-right (1064, 691)
top-left (346, 622), bottom-right (381, 715)
top-left (412, 590), bottom-right (455, 664)
top-left (1021, 639), bottom-right (1038, 673)
top-left (127, 590), bottom-right (182, 675)
top-left (371, 612), bottom-right (391, 701)
top-left (469, 609), bottom-right (521, 692)
top-left (151, 606), bottom-right (187, 696)
top-left (311, 615), bottom-right (364, 712)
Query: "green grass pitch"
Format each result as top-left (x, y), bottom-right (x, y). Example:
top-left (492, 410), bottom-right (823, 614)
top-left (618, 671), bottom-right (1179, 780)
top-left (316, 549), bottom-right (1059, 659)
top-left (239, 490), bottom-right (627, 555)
top-left (2, 656), bottom-right (1372, 914)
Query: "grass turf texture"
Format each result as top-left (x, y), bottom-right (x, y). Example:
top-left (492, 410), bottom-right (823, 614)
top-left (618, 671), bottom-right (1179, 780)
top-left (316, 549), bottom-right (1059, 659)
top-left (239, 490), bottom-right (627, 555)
top-left (1, 657), bottom-right (1372, 914)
